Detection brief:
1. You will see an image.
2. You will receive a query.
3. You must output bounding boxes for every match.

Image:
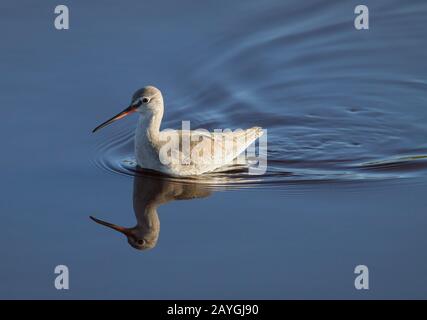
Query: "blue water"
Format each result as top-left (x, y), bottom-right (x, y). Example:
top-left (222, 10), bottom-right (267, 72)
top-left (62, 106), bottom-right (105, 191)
top-left (1, 0), bottom-right (427, 298)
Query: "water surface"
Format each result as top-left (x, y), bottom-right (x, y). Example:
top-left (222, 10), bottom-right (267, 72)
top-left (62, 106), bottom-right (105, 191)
top-left (1, 0), bottom-right (427, 298)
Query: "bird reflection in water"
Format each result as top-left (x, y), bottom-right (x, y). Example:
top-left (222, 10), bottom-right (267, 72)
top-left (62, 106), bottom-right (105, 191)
top-left (90, 171), bottom-right (212, 250)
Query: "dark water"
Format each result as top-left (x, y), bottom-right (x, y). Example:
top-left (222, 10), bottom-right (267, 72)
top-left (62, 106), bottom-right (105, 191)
top-left (1, 0), bottom-right (427, 298)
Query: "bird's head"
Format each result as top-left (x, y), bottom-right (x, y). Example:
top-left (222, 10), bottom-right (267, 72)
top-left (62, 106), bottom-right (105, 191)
top-left (89, 216), bottom-right (156, 250)
top-left (92, 85), bottom-right (163, 133)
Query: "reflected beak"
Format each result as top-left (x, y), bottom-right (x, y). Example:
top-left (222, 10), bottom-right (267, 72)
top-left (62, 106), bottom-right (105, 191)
top-left (92, 101), bottom-right (141, 133)
top-left (90, 216), bottom-right (133, 238)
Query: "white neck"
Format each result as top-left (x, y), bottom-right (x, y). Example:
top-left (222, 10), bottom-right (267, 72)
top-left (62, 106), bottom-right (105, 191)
top-left (134, 105), bottom-right (164, 170)
top-left (137, 110), bottom-right (163, 143)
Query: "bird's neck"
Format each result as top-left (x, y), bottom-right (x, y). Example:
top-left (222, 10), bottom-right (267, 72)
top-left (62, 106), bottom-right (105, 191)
top-left (135, 205), bottom-right (160, 230)
top-left (137, 110), bottom-right (163, 143)
top-left (132, 205), bottom-right (160, 247)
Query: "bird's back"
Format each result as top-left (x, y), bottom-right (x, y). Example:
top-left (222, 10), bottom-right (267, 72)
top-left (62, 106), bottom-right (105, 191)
top-left (151, 127), bottom-right (263, 176)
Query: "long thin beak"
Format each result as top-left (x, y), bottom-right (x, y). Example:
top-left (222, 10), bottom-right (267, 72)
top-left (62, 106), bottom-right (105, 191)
top-left (92, 102), bottom-right (140, 133)
top-left (90, 215), bottom-right (133, 237)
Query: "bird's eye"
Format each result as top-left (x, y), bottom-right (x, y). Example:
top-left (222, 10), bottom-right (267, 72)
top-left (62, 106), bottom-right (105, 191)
top-left (142, 97), bottom-right (149, 103)
top-left (137, 239), bottom-right (144, 245)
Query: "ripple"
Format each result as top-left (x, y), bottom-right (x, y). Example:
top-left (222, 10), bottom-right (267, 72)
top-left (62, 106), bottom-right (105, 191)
top-left (92, 124), bottom-right (427, 192)
top-left (93, 1), bottom-right (427, 191)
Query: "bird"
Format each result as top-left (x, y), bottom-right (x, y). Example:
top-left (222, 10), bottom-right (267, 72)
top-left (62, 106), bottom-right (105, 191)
top-left (90, 172), bottom-right (211, 250)
top-left (92, 86), bottom-right (263, 176)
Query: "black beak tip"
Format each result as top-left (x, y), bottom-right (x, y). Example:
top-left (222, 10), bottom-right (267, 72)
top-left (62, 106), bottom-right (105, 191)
top-left (92, 125), bottom-right (102, 133)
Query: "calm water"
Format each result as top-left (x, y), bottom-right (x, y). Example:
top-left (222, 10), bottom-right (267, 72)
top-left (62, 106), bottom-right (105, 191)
top-left (1, 0), bottom-right (427, 298)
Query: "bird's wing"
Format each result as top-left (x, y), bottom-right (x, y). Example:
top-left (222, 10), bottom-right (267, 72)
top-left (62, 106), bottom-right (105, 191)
top-left (157, 127), bottom-right (263, 173)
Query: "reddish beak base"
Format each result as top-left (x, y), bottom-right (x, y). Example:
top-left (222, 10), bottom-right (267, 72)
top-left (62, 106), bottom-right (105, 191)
top-left (89, 216), bottom-right (132, 236)
top-left (92, 105), bottom-right (137, 133)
